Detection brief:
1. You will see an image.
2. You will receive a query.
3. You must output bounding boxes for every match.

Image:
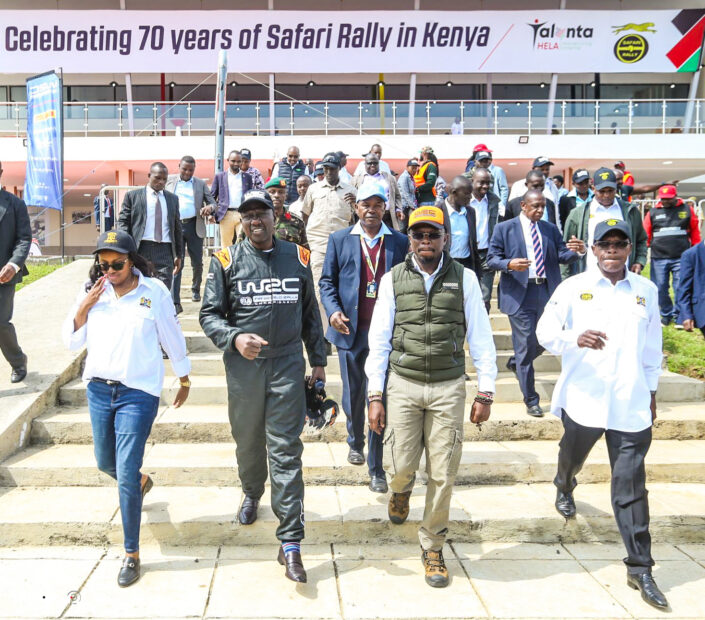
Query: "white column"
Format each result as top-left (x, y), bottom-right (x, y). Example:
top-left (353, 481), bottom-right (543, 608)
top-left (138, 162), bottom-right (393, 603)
top-left (486, 73), bottom-right (493, 131)
top-left (125, 73), bottom-right (135, 137)
top-left (546, 73), bottom-right (559, 134)
top-left (408, 73), bottom-right (417, 135)
top-left (269, 73), bottom-right (275, 136)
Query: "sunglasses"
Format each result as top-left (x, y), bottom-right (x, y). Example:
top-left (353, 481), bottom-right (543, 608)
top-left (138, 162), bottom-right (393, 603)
top-left (98, 259), bottom-right (128, 272)
top-left (410, 231), bottom-right (443, 241)
top-left (594, 240), bottom-right (630, 250)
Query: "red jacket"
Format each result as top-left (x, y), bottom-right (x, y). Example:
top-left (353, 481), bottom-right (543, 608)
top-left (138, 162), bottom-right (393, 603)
top-left (643, 199), bottom-right (701, 247)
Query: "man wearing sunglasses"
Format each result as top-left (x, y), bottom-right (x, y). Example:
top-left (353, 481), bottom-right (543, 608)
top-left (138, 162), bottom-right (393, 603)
top-left (365, 206), bottom-right (496, 588)
top-left (200, 189), bottom-right (326, 585)
top-left (537, 219), bottom-right (667, 611)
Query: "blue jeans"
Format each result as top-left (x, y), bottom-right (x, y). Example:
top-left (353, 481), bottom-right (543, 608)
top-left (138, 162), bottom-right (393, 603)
top-left (650, 257), bottom-right (681, 322)
top-left (86, 381), bottom-right (159, 553)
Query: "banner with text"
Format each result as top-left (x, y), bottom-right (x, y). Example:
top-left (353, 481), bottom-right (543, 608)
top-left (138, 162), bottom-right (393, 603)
top-left (1, 10), bottom-right (703, 74)
top-left (24, 72), bottom-right (63, 211)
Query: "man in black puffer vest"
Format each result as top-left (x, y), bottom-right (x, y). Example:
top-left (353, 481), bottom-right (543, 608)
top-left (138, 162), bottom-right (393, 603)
top-left (272, 146), bottom-right (308, 206)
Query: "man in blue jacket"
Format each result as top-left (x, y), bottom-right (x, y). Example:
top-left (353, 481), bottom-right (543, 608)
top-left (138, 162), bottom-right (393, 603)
top-left (677, 239), bottom-right (705, 338)
top-left (488, 189), bottom-right (584, 417)
top-left (319, 183), bottom-right (408, 492)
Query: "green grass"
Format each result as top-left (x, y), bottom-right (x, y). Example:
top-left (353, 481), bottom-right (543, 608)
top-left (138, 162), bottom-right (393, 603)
top-left (16, 263), bottom-right (64, 291)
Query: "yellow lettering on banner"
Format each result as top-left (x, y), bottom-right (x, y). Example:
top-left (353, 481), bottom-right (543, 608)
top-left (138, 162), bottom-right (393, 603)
top-left (215, 248), bottom-right (232, 270)
top-left (297, 245), bottom-right (310, 267)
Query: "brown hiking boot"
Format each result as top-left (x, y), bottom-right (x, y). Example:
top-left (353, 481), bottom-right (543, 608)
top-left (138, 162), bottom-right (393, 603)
top-left (388, 491), bottom-right (411, 524)
top-left (421, 548), bottom-right (449, 588)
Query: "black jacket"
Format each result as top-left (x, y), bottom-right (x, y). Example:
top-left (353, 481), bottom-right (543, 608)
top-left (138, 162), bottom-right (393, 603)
top-left (0, 189), bottom-right (31, 285)
top-left (199, 237), bottom-right (327, 367)
top-left (435, 197), bottom-right (482, 281)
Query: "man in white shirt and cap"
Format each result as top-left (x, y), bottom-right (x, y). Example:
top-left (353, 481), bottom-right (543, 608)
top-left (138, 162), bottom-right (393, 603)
top-left (536, 218), bottom-right (668, 611)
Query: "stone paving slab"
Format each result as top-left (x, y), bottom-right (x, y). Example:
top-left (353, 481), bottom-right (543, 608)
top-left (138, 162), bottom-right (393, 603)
top-left (2, 543), bottom-right (705, 619)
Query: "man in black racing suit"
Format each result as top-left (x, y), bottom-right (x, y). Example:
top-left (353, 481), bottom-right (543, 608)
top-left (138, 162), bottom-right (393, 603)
top-left (200, 189), bottom-right (326, 583)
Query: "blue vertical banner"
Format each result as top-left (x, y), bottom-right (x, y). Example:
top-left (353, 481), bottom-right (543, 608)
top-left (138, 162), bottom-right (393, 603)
top-left (24, 71), bottom-right (63, 211)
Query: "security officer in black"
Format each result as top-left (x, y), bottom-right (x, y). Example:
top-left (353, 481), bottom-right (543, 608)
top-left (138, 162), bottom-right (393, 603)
top-left (200, 189), bottom-right (326, 583)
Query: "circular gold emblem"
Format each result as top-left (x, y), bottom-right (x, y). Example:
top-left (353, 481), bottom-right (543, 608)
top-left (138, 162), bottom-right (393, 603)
top-left (614, 35), bottom-right (648, 64)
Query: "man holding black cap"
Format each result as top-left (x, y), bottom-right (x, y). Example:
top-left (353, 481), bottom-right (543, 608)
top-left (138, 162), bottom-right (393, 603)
top-left (558, 169), bottom-right (593, 231)
top-left (239, 148), bottom-right (264, 190)
top-left (302, 152), bottom-right (356, 332)
top-left (472, 148), bottom-right (509, 205)
top-left (200, 188), bottom-right (326, 584)
top-left (643, 185), bottom-right (701, 325)
top-left (365, 205), bottom-right (496, 588)
top-left (537, 218), bottom-right (668, 611)
top-left (319, 182), bottom-right (408, 492)
top-left (336, 151), bottom-right (353, 184)
top-left (562, 167), bottom-right (647, 278)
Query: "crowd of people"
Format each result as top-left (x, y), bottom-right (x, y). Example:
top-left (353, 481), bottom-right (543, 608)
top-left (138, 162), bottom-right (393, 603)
top-left (1, 144), bottom-right (703, 607)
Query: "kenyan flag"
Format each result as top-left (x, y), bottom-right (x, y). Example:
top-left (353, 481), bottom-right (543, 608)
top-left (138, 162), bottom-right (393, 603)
top-left (667, 9), bottom-right (705, 72)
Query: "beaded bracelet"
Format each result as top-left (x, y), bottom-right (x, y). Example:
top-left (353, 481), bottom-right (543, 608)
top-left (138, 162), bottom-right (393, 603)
top-left (474, 391), bottom-right (494, 405)
top-left (368, 396), bottom-right (384, 403)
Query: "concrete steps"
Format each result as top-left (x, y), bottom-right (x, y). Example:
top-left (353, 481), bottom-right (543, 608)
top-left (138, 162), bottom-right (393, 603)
top-left (4, 439), bottom-right (705, 488)
top-left (0, 482), bottom-right (703, 546)
top-left (30, 402), bottom-right (705, 445)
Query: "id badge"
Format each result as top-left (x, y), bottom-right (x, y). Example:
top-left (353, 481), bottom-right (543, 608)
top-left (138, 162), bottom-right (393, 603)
top-left (365, 281), bottom-right (377, 298)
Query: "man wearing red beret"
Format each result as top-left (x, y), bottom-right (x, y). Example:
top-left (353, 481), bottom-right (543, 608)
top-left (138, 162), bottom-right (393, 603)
top-left (643, 185), bottom-right (701, 326)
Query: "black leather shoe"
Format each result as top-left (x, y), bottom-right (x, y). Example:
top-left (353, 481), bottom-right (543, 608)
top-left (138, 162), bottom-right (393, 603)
top-left (141, 475), bottom-right (153, 500)
top-left (117, 556), bottom-right (140, 587)
top-left (555, 490), bottom-right (576, 518)
top-left (347, 448), bottom-right (365, 465)
top-left (506, 360), bottom-right (518, 378)
top-left (192, 292), bottom-right (201, 302)
top-left (278, 546), bottom-right (307, 583)
top-left (174, 302), bottom-right (184, 315)
top-left (238, 495), bottom-right (259, 525)
top-left (526, 405), bottom-right (544, 418)
top-left (369, 475), bottom-right (388, 493)
top-left (10, 364), bottom-right (27, 383)
top-left (627, 572), bottom-right (669, 610)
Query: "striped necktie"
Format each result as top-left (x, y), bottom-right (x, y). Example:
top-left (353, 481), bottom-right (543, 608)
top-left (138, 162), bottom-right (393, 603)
top-left (530, 221), bottom-right (546, 277)
top-left (153, 191), bottom-right (163, 243)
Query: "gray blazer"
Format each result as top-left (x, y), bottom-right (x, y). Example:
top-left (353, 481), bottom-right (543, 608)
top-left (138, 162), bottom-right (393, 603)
top-left (165, 174), bottom-right (216, 239)
top-left (351, 170), bottom-right (402, 230)
top-left (118, 187), bottom-right (183, 258)
top-left (0, 189), bottom-right (31, 285)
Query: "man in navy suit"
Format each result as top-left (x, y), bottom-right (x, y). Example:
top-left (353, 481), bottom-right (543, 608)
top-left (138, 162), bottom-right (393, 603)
top-left (677, 239), bottom-right (705, 338)
top-left (319, 183), bottom-right (409, 492)
top-left (488, 190), bottom-right (584, 417)
top-left (210, 150), bottom-right (253, 247)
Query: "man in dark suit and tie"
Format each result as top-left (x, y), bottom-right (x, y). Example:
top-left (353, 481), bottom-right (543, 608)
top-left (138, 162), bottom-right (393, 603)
top-left (677, 238), bottom-right (705, 338)
top-left (118, 162), bottom-right (183, 293)
top-left (210, 150), bottom-right (253, 247)
top-left (0, 162), bottom-right (32, 383)
top-left (501, 170), bottom-right (559, 228)
top-left (319, 183), bottom-right (409, 492)
top-left (166, 155), bottom-right (216, 312)
top-left (93, 187), bottom-right (114, 233)
top-left (488, 190), bottom-right (584, 417)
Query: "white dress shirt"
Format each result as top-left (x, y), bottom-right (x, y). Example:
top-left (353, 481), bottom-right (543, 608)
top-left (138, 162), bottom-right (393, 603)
top-left (518, 213), bottom-right (544, 279)
top-left (445, 199), bottom-right (471, 259)
top-left (365, 254), bottom-right (497, 394)
top-left (142, 187), bottom-right (171, 243)
top-left (536, 269), bottom-right (662, 432)
top-left (62, 270), bottom-right (191, 397)
top-left (586, 198), bottom-right (624, 271)
top-left (174, 178), bottom-right (196, 220)
top-left (227, 169), bottom-right (243, 209)
top-left (354, 159), bottom-right (391, 176)
top-left (339, 167), bottom-right (353, 184)
top-left (470, 194), bottom-right (490, 250)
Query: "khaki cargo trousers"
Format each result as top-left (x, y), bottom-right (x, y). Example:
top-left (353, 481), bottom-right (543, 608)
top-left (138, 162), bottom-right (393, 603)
top-left (384, 369), bottom-right (466, 551)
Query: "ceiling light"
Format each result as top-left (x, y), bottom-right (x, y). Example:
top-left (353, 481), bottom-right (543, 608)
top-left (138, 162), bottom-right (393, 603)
top-left (539, 82), bottom-right (546, 88)
top-left (377, 80), bottom-right (385, 87)
top-left (669, 83), bottom-right (676, 89)
top-left (306, 80), bottom-right (315, 87)
top-left (662, 160), bottom-right (673, 165)
top-left (109, 81), bottom-right (118, 88)
top-left (229, 81), bottom-right (238, 87)
top-left (590, 81), bottom-right (596, 87)
top-left (518, 135), bottom-right (529, 144)
top-left (445, 81), bottom-right (453, 87)
top-left (169, 82), bottom-right (176, 88)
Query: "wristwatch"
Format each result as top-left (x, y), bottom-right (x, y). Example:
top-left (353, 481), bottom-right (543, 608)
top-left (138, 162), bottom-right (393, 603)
top-left (179, 379), bottom-right (192, 388)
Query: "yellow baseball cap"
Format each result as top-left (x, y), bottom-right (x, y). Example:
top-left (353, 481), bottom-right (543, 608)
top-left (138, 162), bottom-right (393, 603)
top-left (408, 206), bottom-right (445, 230)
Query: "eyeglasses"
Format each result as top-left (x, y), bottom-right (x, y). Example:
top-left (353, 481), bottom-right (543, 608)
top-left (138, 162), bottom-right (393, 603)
top-left (594, 240), bottom-right (630, 250)
top-left (241, 210), bottom-right (273, 223)
top-left (409, 231), bottom-right (443, 241)
top-left (98, 260), bottom-right (128, 272)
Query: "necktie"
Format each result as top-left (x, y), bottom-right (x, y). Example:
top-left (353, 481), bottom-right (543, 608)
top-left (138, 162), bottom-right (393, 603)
top-left (153, 191), bottom-right (163, 243)
top-left (530, 222), bottom-right (546, 277)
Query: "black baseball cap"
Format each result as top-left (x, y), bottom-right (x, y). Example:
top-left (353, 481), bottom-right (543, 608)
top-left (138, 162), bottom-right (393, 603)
top-left (239, 189), bottom-right (274, 212)
top-left (94, 230), bottom-right (136, 255)
top-left (240, 148), bottom-right (252, 160)
top-left (533, 156), bottom-right (554, 168)
top-left (593, 167), bottom-right (617, 190)
top-left (572, 169), bottom-right (590, 183)
top-left (475, 150), bottom-right (492, 161)
top-left (406, 158), bottom-right (420, 167)
top-left (593, 219), bottom-right (631, 242)
top-left (334, 150), bottom-right (348, 159)
top-left (321, 153), bottom-right (340, 168)
top-left (314, 162), bottom-right (325, 175)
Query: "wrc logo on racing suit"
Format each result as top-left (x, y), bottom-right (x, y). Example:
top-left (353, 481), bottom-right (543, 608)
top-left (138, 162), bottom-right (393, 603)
top-left (237, 278), bottom-right (300, 305)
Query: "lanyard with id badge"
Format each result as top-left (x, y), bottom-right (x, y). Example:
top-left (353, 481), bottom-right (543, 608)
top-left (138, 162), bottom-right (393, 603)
top-left (361, 236), bottom-right (384, 298)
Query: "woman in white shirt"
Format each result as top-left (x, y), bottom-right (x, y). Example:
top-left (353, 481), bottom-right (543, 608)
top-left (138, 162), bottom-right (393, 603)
top-left (63, 230), bottom-right (191, 588)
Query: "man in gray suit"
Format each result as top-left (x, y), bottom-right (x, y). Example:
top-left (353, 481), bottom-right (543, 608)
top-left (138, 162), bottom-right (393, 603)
top-left (0, 162), bottom-right (32, 383)
top-left (166, 155), bottom-right (216, 312)
top-left (118, 162), bottom-right (183, 294)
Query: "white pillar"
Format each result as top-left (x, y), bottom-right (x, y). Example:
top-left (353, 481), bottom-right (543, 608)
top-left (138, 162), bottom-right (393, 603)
top-left (125, 73), bottom-right (135, 137)
top-left (546, 73), bottom-right (559, 134)
top-left (486, 73), bottom-right (493, 131)
top-left (408, 73), bottom-right (417, 135)
top-left (269, 73), bottom-right (275, 136)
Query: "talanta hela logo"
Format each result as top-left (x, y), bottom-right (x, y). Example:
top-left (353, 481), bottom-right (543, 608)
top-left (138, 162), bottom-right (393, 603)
top-left (614, 34), bottom-right (649, 63)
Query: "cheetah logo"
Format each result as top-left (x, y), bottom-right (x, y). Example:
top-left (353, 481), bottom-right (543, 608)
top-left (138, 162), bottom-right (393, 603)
top-left (612, 23), bottom-right (656, 34)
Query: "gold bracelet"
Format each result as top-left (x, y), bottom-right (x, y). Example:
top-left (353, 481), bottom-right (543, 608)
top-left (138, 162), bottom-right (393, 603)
top-left (179, 379), bottom-right (191, 388)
